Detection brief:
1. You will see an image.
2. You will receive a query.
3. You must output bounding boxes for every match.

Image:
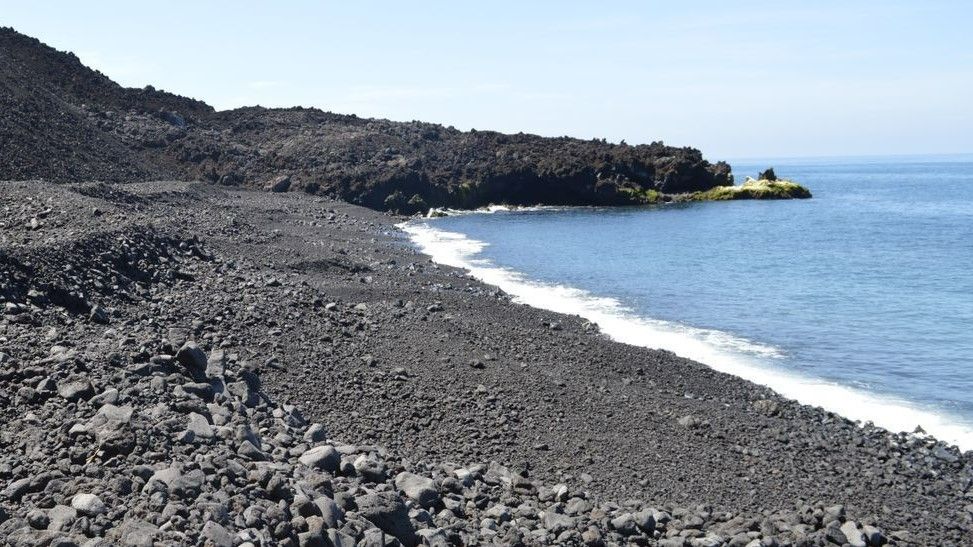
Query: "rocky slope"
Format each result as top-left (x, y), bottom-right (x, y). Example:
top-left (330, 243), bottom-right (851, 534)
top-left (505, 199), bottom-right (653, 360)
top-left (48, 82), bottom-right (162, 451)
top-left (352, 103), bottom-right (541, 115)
top-left (0, 27), bottom-right (734, 213)
top-left (1, 181), bottom-right (970, 545)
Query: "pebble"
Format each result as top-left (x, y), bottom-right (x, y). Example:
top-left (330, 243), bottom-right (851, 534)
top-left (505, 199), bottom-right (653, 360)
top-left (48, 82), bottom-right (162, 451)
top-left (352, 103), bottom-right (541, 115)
top-left (186, 412), bottom-right (214, 440)
top-left (394, 472), bottom-right (440, 508)
top-left (57, 379), bottom-right (95, 401)
top-left (840, 521), bottom-right (867, 547)
top-left (299, 445), bottom-right (341, 471)
top-left (175, 341), bottom-right (208, 380)
top-left (71, 493), bottom-right (107, 516)
top-left (355, 492), bottom-right (417, 546)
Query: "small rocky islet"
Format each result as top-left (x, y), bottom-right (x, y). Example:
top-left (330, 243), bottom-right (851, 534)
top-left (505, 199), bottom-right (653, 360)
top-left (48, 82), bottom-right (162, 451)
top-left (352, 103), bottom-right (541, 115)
top-left (0, 26), bottom-right (967, 547)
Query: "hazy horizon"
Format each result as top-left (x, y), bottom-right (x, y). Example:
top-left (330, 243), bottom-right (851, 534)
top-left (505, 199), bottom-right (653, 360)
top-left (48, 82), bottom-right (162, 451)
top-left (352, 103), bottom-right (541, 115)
top-left (3, 1), bottom-right (971, 159)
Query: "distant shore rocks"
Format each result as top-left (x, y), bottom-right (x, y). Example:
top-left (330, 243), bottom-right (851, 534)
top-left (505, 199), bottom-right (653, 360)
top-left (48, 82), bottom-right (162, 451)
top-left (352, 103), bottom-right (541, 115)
top-left (759, 167), bottom-right (778, 181)
top-left (420, 172), bottom-right (813, 215)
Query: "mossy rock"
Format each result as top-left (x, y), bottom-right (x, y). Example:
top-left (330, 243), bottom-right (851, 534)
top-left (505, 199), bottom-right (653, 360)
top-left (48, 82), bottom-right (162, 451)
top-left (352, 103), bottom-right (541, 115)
top-left (619, 187), bottom-right (662, 204)
top-left (688, 178), bottom-right (811, 201)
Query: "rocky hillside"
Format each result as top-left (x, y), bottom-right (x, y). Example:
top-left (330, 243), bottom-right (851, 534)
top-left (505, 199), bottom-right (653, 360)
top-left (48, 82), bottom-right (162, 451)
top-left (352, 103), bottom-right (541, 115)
top-left (0, 27), bottom-right (733, 213)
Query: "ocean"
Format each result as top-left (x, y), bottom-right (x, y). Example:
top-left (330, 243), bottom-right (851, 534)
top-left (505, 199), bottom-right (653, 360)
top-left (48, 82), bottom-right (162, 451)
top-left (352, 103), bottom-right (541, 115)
top-left (401, 155), bottom-right (973, 450)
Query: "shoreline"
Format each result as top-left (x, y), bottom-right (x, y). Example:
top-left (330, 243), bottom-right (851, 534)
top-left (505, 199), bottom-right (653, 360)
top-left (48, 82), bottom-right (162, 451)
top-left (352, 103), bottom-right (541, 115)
top-left (399, 217), bottom-right (973, 451)
top-left (1, 181), bottom-right (971, 544)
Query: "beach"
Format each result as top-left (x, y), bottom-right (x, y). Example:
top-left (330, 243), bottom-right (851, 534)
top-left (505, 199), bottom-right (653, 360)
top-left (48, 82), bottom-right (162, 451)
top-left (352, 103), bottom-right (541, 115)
top-left (2, 180), bottom-right (969, 544)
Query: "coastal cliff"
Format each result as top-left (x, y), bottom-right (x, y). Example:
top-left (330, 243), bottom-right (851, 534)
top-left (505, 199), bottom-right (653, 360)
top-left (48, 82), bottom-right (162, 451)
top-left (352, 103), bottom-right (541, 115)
top-left (0, 27), bottom-right (765, 214)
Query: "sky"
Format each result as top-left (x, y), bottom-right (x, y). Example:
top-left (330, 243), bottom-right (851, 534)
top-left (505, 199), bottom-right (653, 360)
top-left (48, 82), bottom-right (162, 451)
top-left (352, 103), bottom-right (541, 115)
top-left (2, 1), bottom-right (971, 159)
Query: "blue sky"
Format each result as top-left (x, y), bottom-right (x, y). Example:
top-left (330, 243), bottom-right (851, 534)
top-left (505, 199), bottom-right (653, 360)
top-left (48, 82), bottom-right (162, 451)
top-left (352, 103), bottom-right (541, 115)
top-left (2, 1), bottom-right (971, 159)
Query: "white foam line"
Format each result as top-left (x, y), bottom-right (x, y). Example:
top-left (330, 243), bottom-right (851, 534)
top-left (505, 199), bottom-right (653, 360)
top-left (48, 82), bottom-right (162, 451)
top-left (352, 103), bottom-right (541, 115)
top-left (399, 220), bottom-right (973, 451)
top-left (426, 204), bottom-right (568, 218)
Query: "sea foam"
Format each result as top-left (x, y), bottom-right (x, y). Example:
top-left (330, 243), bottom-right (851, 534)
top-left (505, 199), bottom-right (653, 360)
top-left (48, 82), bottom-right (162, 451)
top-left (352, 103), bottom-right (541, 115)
top-left (426, 204), bottom-right (569, 218)
top-left (400, 220), bottom-right (973, 451)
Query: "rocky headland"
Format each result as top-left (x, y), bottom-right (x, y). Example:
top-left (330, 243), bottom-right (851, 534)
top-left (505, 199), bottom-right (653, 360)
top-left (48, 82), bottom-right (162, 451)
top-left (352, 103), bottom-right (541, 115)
top-left (0, 27), bottom-right (813, 216)
top-left (0, 27), bottom-right (965, 547)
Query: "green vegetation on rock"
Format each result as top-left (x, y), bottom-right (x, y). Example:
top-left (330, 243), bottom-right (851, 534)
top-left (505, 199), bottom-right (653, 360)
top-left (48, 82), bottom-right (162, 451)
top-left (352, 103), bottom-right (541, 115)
top-left (619, 177), bottom-right (811, 206)
top-left (618, 187), bottom-right (663, 204)
top-left (692, 177), bottom-right (813, 201)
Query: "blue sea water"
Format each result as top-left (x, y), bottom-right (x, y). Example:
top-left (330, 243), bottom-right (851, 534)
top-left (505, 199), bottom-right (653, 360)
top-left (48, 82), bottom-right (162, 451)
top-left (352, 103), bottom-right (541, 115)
top-left (402, 155), bottom-right (973, 449)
